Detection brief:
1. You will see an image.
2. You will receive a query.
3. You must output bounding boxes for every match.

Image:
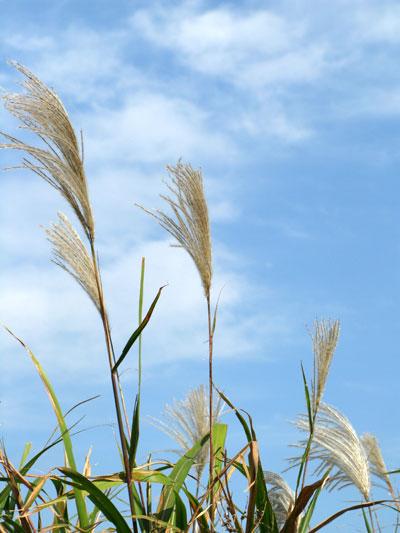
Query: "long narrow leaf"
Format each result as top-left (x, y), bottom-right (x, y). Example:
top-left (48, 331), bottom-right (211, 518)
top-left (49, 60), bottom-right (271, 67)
top-left (18, 444), bottom-right (32, 471)
top-left (282, 476), bottom-right (328, 533)
top-left (362, 508), bottom-right (372, 533)
top-left (112, 285), bottom-right (164, 373)
top-left (157, 433), bottom-right (210, 524)
top-left (297, 482), bottom-right (324, 533)
top-left (295, 364), bottom-right (314, 497)
top-left (1, 324), bottom-right (89, 529)
top-left (129, 394), bottom-right (140, 469)
top-left (58, 468), bottom-right (131, 533)
top-left (214, 389), bottom-right (277, 533)
top-left (215, 388), bottom-right (253, 442)
top-left (308, 500), bottom-right (389, 533)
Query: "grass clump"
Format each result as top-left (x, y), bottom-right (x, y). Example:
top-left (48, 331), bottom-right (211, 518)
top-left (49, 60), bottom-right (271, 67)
top-left (0, 62), bottom-right (399, 533)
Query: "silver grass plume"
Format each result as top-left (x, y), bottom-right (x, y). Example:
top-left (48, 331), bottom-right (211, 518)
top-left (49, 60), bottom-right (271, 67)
top-left (288, 402), bottom-right (371, 500)
top-left (361, 434), bottom-right (400, 511)
top-left (263, 471), bottom-right (297, 528)
top-left (0, 61), bottom-right (95, 242)
top-left (360, 433), bottom-right (392, 489)
top-left (310, 318), bottom-right (340, 418)
top-left (44, 212), bottom-right (100, 313)
top-left (136, 160), bottom-right (212, 300)
top-left (149, 385), bottom-right (223, 486)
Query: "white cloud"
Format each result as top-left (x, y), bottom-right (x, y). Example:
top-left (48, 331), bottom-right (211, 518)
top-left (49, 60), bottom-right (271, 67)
top-left (130, 5), bottom-right (327, 90)
top-left (353, 3), bottom-right (400, 44)
top-left (82, 93), bottom-right (235, 164)
top-left (3, 26), bottom-right (142, 104)
top-left (131, 7), bottom-right (297, 70)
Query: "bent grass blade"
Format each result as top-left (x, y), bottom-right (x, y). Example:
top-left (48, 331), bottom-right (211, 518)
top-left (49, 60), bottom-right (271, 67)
top-left (1, 324), bottom-right (89, 530)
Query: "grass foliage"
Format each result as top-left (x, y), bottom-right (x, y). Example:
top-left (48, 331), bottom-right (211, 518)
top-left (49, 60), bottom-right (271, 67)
top-left (1, 62), bottom-right (399, 532)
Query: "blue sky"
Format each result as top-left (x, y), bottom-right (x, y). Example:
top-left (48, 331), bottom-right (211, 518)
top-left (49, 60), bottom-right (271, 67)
top-left (0, 0), bottom-right (399, 530)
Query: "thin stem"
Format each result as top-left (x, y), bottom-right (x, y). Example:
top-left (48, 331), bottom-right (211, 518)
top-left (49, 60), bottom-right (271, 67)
top-left (138, 257), bottom-right (145, 397)
top-left (118, 374), bottom-right (131, 439)
top-left (90, 244), bottom-right (138, 533)
top-left (368, 502), bottom-right (376, 533)
top-left (300, 426), bottom-right (314, 493)
top-left (207, 296), bottom-right (214, 529)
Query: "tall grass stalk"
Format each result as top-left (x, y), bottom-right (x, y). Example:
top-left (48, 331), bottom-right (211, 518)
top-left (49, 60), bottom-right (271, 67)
top-left (1, 62), bottom-right (399, 532)
top-left (0, 61), bottom-right (138, 532)
top-left (136, 160), bottom-right (216, 522)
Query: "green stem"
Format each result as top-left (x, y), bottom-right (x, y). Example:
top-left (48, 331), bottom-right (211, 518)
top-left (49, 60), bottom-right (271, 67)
top-left (207, 297), bottom-right (214, 528)
top-left (91, 245), bottom-right (138, 533)
top-left (138, 257), bottom-right (145, 397)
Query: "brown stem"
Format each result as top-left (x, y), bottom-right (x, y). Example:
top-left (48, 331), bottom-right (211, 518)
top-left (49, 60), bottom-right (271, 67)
top-left (207, 297), bottom-right (214, 529)
top-left (367, 501), bottom-right (376, 533)
top-left (90, 245), bottom-right (138, 533)
top-left (386, 479), bottom-right (400, 513)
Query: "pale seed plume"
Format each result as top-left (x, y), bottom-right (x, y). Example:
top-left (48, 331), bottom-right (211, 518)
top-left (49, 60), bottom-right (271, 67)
top-left (149, 385), bottom-right (223, 486)
top-left (136, 160), bottom-right (212, 300)
top-left (288, 402), bottom-right (371, 500)
top-left (263, 471), bottom-right (296, 528)
top-left (310, 318), bottom-right (340, 418)
top-left (43, 212), bottom-right (100, 313)
top-left (0, 61), bottom-right (95, 241)
top-left (360, 434), bottom-right (393, 489)
top-left (361, 434), bottom-right (400, 511)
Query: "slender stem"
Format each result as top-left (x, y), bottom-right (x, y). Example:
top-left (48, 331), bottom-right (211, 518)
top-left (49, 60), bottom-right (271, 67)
top-left (138, 257), bottom-right (145, 397)
top-left (367, 501), bottom-right (376, 533)
top-left (207, 297), bottom-right (214, 529)
top-left (300, 427), bottom-right (314, 493)
top-left (386, 480), bottom-right (400, 512)
top-left (118, 374), bottom-right (131, 439)
top-left (90, 245), bottom-right (138, 533)
top-left (136, 257), bottom-right (146, 514)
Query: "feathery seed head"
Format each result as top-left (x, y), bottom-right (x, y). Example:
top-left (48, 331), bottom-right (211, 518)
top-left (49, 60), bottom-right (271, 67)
top-left (149, 385), bottom-right (223, 483)
top-left (137, 160), bottom-right (212, 300)
top-left (288, 403), bottom-right (371, 500)
top-left (1, 62), bottom-right (95, 242)
top-left (44, 212), bottom-right (100, 313)
top-left (361, 433), bottom-right (392, 488)
top-left (263, 471), bottom-right (296, 528)
top-left (310, 318), bottom-right (340, 418)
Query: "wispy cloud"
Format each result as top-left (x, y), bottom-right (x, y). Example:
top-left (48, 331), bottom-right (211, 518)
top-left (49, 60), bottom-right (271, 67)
top-left (82, 93), bottom-right (235, 164)
top-left (130, 5), bottom-right (323, 89)
top-left (3, 26), bottom-right (141, 104)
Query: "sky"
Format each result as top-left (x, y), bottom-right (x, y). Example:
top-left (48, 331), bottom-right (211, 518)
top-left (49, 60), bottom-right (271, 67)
top-left (0, 0), bottom-right (399, 530)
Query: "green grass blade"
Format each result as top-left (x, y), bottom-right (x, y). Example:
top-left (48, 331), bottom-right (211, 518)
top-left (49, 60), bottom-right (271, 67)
top-left (181, 488), bottom-right (209, 533)
top-left (138, 257), bottom-right (145, 394)
top-left (157, 433), bottom-right (210, 524)
top-left (173, 492), bottom-right (188, 530)
top-left (112, 284), bottom-right (164, 373)
top-left (127, 258), bottom-right (146, 471)
top-left (212, 423), bottom-right (227, 480)
top-left (18, 444), bottom-right (32, 471)
top-left (215, 388), bottom-right (253, 442)
top-left (362, 508), bottom-right (372, 533)
top-left (59, 467), bottom-right (131, 533)
top-left (213, 390), bottom-right (277, 533)
top-left (129, 394), bottom-right (140, 469)
top-left (2, 325), bottom-right (89, 529)
top-left (255, 465), bottom-right (279, 533)
top-left (146, 453), bottom-right (152, 533)
top-left (294, 364), bottom-right (314, 497)
top-left (1, 516), bottom-right (27, 533)
top-left (301, 363), bottom-right (313, 433)
top-left (211, 423), bottom-right (227, 511)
